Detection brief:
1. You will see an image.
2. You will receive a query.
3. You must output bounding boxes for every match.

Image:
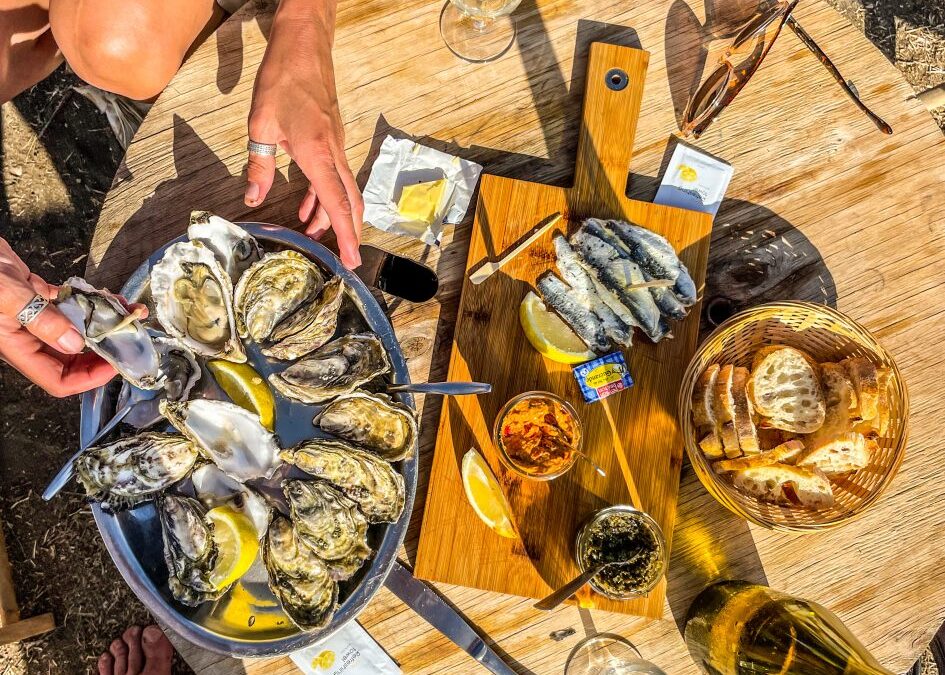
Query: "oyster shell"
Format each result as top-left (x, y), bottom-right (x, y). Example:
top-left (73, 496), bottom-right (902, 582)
top-left (56, 277), bottom-right (161, 389)
top-left (75, 432), bottom-right (198, 511)
top-left (153, 335), bottom-right (201, 402)
top-left (314, 391), bottom-right (417, 461)
top-left (160, 399), bottom-right (282, 482)
top-left (263, 516), bottom-right (338, 630)
top-left (283, 479), bottom-right (370, 579)
top-left (282, 440), bottom-right (405, 523)
top-left (192, 463), bottom-right (271, 539)
top-left (268, 333), bottom-right (391, 404)
top-left (158, 494), bottom-right (224, 606)
top-left (150, 241), bottom-right (246, 362)
top-left (262, 276), bottom-right (344, 361)
top-left (187, 211), bottom-right (262, 282)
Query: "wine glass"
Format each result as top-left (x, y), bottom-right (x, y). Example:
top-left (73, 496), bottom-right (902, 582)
top-left (439, 0), bottom-right (524, 63)
top-left (565, 635), bottom-right (668, 675)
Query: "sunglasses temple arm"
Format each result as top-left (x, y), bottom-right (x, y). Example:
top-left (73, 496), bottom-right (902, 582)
top-left (785, 15), bottom-right (892, 134)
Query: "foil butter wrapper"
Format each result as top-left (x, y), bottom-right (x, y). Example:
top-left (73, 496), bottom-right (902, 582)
top-left (289, 621), bottom-right (401, 674)
top-left (362, 135), bottom-right (483, 245)
top-left (654, 142), bottom-right (732, 218)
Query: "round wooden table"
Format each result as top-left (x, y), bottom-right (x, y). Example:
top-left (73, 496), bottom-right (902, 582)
top-left (88, 0), bottom-right (945, 672)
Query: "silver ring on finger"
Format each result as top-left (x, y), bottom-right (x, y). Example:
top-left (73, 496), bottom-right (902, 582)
top-left (247, 140), bottom-right (278, 156)
top-left (16, 294), bottom-right (49, 326)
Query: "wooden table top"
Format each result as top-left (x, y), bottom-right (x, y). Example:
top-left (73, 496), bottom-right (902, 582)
top-left (88, 0), bottom-right (945, 672)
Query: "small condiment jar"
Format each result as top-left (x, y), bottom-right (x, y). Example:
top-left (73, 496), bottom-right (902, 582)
top-left (574, 505), bottom-right (667, 600)
top-left (492, 390), bottom-right (582, 481)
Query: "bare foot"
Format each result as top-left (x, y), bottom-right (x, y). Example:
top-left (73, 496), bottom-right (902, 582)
top-left (97, 625), bottom-right (174, 675)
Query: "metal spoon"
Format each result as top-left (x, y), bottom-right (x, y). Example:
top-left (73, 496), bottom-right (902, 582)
top-left (43, 385), bottom-right (161, 501)
top-left (533, 546), bottom-right (645, 611)
top-left (385, 382), bottom-right (492, 396)
top-left (575, 451), bottom-right (606, 477)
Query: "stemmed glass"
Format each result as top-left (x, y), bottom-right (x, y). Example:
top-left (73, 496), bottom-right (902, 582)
top-left (565, 635), bottom-right (668, 675)
top-left (439, 0), bottom-right (524, 63)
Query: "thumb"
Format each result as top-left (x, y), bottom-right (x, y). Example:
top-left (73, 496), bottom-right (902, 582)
top-left (26, 302), bottom-right (87, 354)
top-left (245, 113), bottom-right (278, 207)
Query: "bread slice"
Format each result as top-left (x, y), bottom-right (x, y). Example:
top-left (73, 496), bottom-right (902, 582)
top-left (843, 357), bottom-right (879, 421)
top-left (714, 439), bottom-right (805, 473)
top-left (731, 366), bottom-right (759, 454)
top-left (820, 362), bottom-right (857, 413)
top-left (714, 364), bottom-right (736, 425)
top-left (699, 430), bottom-right (724, 459)
top-left (692, 364), bottom-right (720, 429)
top-left (797, 432), bottom-right (869, 475)
top-left (732, 463), bottom-right (834, 509)
top-left (749, 346), bottom-right (825, 433)
top-left (757, 428), bottom-right (797, 451)
top-left (719, 422), bottom-right (741, 459)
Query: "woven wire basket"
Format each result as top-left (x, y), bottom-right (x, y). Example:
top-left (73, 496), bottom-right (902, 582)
top-left (678, 301), bottom-right (908, 531)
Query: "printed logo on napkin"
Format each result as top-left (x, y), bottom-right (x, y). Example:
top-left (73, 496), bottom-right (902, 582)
top-left (290, 621), bottom-right (401, 675)
top-left (573, 352), bottom-right (633, 403)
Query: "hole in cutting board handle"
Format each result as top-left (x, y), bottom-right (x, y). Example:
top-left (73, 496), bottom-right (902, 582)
top-left (605, 68), bottom-right (629, 91)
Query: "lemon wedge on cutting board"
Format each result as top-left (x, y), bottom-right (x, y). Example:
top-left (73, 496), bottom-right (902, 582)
top-left (207, 360), bottom-right (276, 431)
top-left (520, 291), bottom-right (596, 365)
top-left (207, 505), bottom-right (259, 590)
top-left (461, 449), bottom-right (517, 539)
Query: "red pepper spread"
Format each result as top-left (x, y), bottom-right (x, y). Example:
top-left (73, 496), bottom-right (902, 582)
top-left (499, 396), bottom-right (579, 476)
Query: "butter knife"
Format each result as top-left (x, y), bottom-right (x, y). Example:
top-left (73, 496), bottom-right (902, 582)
top-left (384, 559), bottom-right (516, 674)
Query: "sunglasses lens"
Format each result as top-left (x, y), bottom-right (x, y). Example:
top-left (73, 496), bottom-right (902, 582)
top-left (732, 1), bottom-right (787, 49)
top-left (684, 65), bottom-right (732, 131)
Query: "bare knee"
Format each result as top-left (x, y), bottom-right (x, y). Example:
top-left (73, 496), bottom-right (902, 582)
top-left (49, 0), bottom-right (183, 100)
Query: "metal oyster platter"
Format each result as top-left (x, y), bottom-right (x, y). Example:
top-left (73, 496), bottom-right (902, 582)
top-left (79, 223), bottom-right (417, 657)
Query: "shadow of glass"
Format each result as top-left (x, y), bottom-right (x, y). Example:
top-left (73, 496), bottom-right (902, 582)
top-left (214, 0), bottom-right (277, 94)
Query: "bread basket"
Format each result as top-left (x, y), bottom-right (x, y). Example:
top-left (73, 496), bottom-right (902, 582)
top-left (678, 301), bottom-right (908, 531)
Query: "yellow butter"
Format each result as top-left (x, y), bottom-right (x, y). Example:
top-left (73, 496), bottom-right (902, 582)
top-left (397, 178), bottom-right (447, 223)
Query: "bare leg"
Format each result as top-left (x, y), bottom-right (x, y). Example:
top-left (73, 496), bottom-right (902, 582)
top-left (97, 625), bottom-right (174, 675)
top-left (49, 0), bottom-right (222, 101)
top-left (0, 0), bottom-right (63, 104)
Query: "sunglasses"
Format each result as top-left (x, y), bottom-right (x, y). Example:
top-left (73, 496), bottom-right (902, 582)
top-left (681, 0), bottom-right (892, 138)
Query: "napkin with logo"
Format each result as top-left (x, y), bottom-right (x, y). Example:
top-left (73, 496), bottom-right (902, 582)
top-left (290, 621), bottom-right (400, 674)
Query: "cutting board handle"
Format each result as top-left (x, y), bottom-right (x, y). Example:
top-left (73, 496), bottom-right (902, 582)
top-left (573, 43), bottom-right (650, 212)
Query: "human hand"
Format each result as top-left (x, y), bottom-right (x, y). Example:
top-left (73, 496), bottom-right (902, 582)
top-left (244, 0), bottom-right (364, 269)
top-left (0, 238), bottom-right (118, 397)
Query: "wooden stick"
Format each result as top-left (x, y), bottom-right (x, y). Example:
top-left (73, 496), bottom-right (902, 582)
top-left (0, 526), bottom-right (55, 645)
top-left (626, 278), bottom-right (675, 291)
top-left (468, 212), bottom-right (563, 285)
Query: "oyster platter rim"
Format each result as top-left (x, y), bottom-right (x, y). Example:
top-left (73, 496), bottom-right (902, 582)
top-left (79, 223), bottom-right (418, 657)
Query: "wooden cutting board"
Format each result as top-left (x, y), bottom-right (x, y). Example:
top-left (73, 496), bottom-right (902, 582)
top-left (414, 42), bottom-right (712, 618)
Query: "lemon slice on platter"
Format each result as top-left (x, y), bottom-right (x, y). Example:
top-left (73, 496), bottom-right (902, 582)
top-left (519, 291), bottom-right (596, 365)
top-left (461, 449), bottom-right (517, 539)
top-left (207, 360), bottom-right (276, 431)
top-left (207, 505), bottom-right (260, 590)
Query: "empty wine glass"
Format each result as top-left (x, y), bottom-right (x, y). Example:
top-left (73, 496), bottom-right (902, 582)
top-left (565, 635), bottom-right (668, 675)
top-left (439, 0), bottom-right (523, 63)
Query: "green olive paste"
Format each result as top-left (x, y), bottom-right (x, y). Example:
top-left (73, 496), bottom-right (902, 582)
top-left (581, 512), bottom-right (662, 595)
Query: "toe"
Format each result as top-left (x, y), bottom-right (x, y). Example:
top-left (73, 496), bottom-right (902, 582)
top-left (110, 638), bottom-right (129, 675)
top-left (98, 652), bottom-right (115, 675)
top-left (122, 626), bottom-right (144, 674)
top-left (141, 625), bottom-right (174, 675)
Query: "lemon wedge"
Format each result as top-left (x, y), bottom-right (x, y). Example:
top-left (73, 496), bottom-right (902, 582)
top-left (207, 360), bottom-right (276, 431)
top-left (207, 505), bottom-right (259, 590)
top-left (461, 449), bottom-right (517, 539)
top-left (519, 291), bottom-right (596, 365)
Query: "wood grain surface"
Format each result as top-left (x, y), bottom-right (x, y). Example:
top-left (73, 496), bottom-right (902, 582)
top-left (88, 0), bottom-right (945, 672)
top-left (413, 43), bottom-right (712, 619)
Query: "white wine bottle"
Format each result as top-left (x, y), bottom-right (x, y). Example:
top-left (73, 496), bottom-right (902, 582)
top-left (684, 581), bottom-right (894, 675)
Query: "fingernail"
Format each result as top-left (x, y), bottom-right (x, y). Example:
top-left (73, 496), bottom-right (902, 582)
top-left (349, 251), bottom-right (362, 269)
top-left (143, 626), bottom-right (160, 643)
top-left (58, 329), bottom-right (86, 353)
top-left (245, 182), bottom-right (260, 206)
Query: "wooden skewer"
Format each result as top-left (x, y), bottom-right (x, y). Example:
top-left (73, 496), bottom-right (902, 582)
top-left (625, 278), bottom-right (675, 291)
top-left (468, 212), bottom-right (563, 285)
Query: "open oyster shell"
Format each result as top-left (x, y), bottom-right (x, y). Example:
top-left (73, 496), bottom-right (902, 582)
top-left (192, 463), bottom-right (272, 539)
top-left (313, 390), bottom-right (417, 461)
top-left (57, 277), bottom-right (162, 389)
top-left (268, 333), bottom-right (391, 404)
top-left (150, 241), bottom-right (246, 363)
top-left (187, 211), bottom-right (261, 282)
top-left (281, 440), bottom-right (405, 523)
top-left (158, 494), bottom-right (225, 607)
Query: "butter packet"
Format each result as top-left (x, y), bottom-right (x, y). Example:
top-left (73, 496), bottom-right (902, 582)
top-left (573, 352), bottom-right (633, 403)
top-left (289, 621), bottom-right (400, 675)
top-left (363, 135), bottom-right (483, 245)
top-left (654, 142), bottom-right (732, 217)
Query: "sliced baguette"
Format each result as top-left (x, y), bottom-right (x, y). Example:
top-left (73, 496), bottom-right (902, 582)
top-left (692, 364), bottom-right (720, 429)
top-left (820, 362), bottom-right (857, 413)
top-left (757, 428), bottom-right (797, 451)
top-left (732, 463), bottom-right (834, 509)
top-left (714, 440), bottom-right (805, 473)
top-left (699, 430), bottom-right (724, 459)
top-left (749, 346), bottom-right (825, 433)
top-left (720, 422), bottom-right (741, 459)
top-left (731, 366), bottom-right (760, 454)
top-left (714, 364), bottom-right (736, 425)
top-left (843, 357), bottom-right (879, 421)
top-left (797, 432), bottom-right (869, 475)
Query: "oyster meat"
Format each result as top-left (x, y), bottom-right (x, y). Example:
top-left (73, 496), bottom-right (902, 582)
top-left (284, 479), bottom-right (370, 579)
top-left (282, 440), bottom-right (405, 523)
top-left (75, 432), bottom-right (198, 511)
top-left (56, 277), bottom-right (161, 389)
top-left (158, 494), bottom-right (224, 606)
top-left (153, 335), bottom-right (201, 402)
top-left (263, 516), bottom-right (338, 630)
top-left (187, 211), bottom-right (262, 282)
top-left (192, 463), bottom-right (271, 539)
top-left (151, 241), bottom-right (246, 362)
top-left (314, 391), bottom-right (417, 461)
top-left (268, 333), bottom-right (391, 404)
top-left (160, 399), bottom-right (282, 482)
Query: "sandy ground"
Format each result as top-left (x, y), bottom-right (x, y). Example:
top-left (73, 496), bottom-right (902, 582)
top-left (0, 1), bottom-right (944, 673)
